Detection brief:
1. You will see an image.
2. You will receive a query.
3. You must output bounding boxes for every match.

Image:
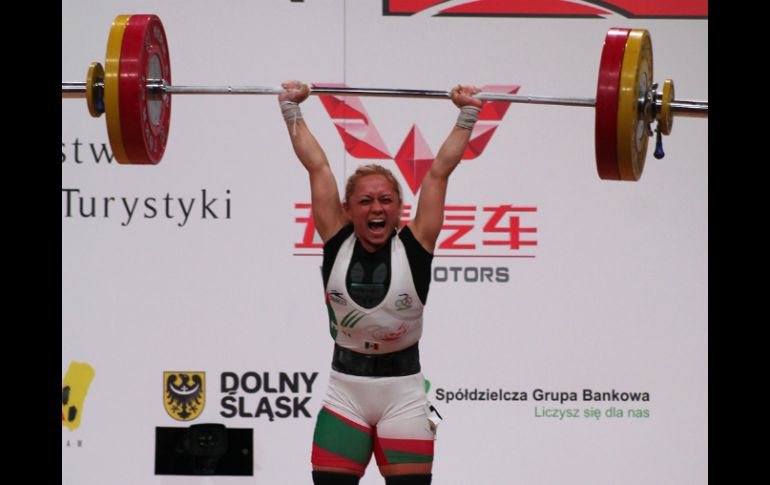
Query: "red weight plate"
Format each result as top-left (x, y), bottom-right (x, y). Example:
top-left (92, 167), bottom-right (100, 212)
top-left (118, 15), bottom-right (172, 164)
top-left (595, 28), bottom-right (630, 181)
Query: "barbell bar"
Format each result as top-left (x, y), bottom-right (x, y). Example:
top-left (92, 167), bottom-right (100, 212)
top-left (65, 81), bottom-right (598, 106)
top-left (62, 81), bottom-right (708, 114)
top-left (61, 14), bottom-right (708, 181)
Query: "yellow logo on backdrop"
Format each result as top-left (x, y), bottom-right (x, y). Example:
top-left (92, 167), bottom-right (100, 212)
top-left (164, 372), bottom-right (205, 421)
top-left (62, 361), bottom-right (96, 431)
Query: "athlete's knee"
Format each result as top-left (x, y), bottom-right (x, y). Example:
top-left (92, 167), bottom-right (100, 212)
top-left (384, 474), bottom-right (432, 485)
top-left (312, 470), bottom-right (362, 485)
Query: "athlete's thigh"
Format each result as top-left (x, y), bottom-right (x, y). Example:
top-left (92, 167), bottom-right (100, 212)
top-left (373, 374), bottom-right (436, 471)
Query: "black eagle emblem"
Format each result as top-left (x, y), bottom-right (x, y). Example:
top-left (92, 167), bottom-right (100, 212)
top-left (166, 373), bottom-right (204, 420)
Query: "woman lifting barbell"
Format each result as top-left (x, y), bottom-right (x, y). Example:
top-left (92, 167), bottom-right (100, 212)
top-left (279, 80), bottom-right (483, 485)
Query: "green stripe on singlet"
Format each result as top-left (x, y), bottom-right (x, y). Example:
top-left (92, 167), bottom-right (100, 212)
top-left (313, 408), bottom-right (373, 465)
top-left (383, 449), bottom-right (434, 464)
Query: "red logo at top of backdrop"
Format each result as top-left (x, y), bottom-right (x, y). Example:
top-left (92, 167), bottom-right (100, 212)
top-left (383, 1), bottom-right (708, 18)
top-left (315, 84), bottom-right (519, 195)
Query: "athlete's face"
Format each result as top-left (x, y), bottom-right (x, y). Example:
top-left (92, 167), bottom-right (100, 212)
top-left (344, 175), bottom-right (402, 252)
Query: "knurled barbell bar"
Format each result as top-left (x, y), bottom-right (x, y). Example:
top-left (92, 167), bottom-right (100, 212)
top-left (61, 14), bottom-right (708, 181)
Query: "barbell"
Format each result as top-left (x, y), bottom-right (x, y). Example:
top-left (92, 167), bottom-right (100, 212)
top-left (61, 14), bottom-right (708, 181)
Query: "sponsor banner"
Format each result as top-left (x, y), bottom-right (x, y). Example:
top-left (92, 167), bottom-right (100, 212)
top-left (219, 371), bottom-right (319, 421)
top-left (158, 370), bottom-right (321, 423)
top-left (382, 0), bottom-right (708, 18)
top-left (62, 361), bottom-right (96, 432)
top-left (432, 385), bottom-right (651, 420)
top-left (62, 361), bottom-right (96, 452)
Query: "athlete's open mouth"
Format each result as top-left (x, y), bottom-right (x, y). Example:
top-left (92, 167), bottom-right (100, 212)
top-left (368, 219), bottom-right (386, 231)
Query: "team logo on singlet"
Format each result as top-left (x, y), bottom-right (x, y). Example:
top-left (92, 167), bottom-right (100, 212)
top-left (328, 290), bottom-right (347, 306)
top-left (164, 372), bottom-right (206, 421)
top-left (394, 293), bottom-right (413, 310)
top-left (373, 323), bottom-right (409, 341)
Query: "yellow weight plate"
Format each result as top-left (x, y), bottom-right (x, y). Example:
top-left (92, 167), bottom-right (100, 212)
top-left (86, 62), bottom-right (104, 118)
top-left (659, 79), bottom-right (674, 135)
top-left (616, 29), bottom-right (653, 181)
top-left (104, 15), bottom-right (131, 164)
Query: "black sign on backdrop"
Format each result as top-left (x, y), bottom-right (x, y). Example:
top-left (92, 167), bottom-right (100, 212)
top-left (155, 424), bottom-right (253, 476)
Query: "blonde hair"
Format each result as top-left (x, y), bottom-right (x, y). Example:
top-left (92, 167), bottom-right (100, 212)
top-left (344, 164), bottom-right (403, 204)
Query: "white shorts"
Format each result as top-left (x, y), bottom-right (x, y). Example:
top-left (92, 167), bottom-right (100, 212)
top-left (311, 370), bottom-right (438, 474)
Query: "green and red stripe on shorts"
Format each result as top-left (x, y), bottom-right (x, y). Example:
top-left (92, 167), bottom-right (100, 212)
top-left (312, 406), bottom-right (434, 475)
